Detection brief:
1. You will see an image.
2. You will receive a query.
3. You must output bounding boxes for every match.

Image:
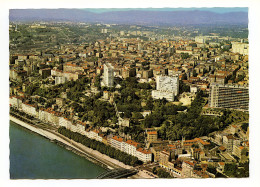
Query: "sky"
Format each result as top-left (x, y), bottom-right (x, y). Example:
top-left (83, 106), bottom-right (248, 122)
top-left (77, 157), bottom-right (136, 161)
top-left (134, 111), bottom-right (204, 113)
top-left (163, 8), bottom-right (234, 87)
top-left (83, 7), bottom-right (248, 14)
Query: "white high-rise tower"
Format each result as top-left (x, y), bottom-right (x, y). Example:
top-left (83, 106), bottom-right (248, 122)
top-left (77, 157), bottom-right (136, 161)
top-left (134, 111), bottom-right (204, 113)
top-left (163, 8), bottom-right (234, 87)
top-left (103, 63), bottom-right (114, 87)
top-left (151, 75), bottom-right (179, 102)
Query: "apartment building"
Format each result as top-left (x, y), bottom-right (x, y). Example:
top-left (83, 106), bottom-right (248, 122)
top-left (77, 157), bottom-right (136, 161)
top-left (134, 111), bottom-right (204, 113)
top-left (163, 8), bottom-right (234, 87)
top-left (208, 83), bottom-right (249, 111)
top-left (152, 75), bottom-right (179, 102)
top-left (136, 148), bottom-right (152, 163)
top-left (103, 63), bottom-right (114, 87)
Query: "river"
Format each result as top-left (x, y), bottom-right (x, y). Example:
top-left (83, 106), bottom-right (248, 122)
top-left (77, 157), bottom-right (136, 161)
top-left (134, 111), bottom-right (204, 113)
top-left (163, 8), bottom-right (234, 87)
top-left (9, 120), bottom-right (106, 179)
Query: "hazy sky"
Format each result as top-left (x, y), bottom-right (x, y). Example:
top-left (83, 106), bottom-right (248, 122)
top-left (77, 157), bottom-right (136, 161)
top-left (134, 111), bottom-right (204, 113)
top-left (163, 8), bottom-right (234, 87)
top-left (83, 7), bottom-right (248, 14)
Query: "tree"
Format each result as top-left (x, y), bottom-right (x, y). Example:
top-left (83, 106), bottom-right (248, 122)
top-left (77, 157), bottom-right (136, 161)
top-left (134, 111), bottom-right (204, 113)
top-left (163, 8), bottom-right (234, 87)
top-left (181, 53), bottom-right (190, 59)
top-left (179, 80), bottom-right (190, 94)
top-left (58, 127), bottom-right (142, 167)
top-left (224, 163), bottom-right (238, 177)
top-left (152, 167), bottom-right (157, 174)
top-left (157, 168), bottom-right (173, 178)
top-left (124, 111), bottom-right (132, 118)
top-left (145, 96), bottom-right (154, 110)
top-left (132, 112), bottom-right (144, 119)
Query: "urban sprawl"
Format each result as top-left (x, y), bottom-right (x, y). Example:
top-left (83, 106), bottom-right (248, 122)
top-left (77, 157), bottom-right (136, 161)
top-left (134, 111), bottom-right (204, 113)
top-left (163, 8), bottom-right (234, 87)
top-left (9, 23), bottom-right (249, 178)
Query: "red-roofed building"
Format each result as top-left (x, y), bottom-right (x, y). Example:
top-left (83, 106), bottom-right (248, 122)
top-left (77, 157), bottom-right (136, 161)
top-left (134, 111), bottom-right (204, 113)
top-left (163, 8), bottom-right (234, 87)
top-left (123, 139), bottom-right (140, 156)
top-left (88, 129), bottom-right (102, 142)
top-left (217, 162), bottom-right (225, 173)
top-left (232, 145), bottom-right (248, 159)
top-left (147, 131), bottom-right (158, 142)
top-left (182, 161), bottom-right (196, 178)
top-left (230, 125), bottom-right (239, 135)
top-left (159, 150), bottom-right (171, 168)
top-left (223, 135), bottom-right (235, 153)
top-left (9, 96), bottom-right (23, 109)
top-left (110, 136), bottom-right (124, 151)
top-left (136, 148), bottom-right (152, 163)
top-left (192, 170), bottom-right (209, 178)
top-left (21, 102), bottom-right (37, 117)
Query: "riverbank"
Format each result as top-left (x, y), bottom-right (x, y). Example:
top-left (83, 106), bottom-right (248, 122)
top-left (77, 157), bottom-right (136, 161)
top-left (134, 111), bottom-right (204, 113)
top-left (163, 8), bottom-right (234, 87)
top-left (10, 115), bottom-right (129, 171)
top-left (10, 121), bottom-right (107, 179)
top-left (9, 115), bottom-right (155, 178)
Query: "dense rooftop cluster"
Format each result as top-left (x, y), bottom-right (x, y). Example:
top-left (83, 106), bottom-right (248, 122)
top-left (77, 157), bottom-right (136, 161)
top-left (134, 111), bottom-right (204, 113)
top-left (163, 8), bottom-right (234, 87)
top-left (9, 23), bottom-right (249, 178)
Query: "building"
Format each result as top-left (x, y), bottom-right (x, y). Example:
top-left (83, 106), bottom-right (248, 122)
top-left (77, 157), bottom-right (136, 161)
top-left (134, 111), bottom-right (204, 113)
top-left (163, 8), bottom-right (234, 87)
top-left (103, 63), bottom-right (114, 87)
top-left (195, 36), bottom-right (206, 43)
top-left (101, 28), bottom-right (108, 33)
top-left (159, 150), bottom-right (170, 168)
top-left (231, 42), bottom-right (249, 55)
top-left (179, 92), bottom-right (196, 106)
top-left (152, 75), bottom-right (179, 102)
top-left (118, 118), bottom-right (130, 127)
top-left (123, 139), bottom-right (139, 156)
top-left (223, 135), bottom-right (235, 154)
top-left (156, 75), bottom-right (179, 95)
top-left (152, 90), bottom-right (175, 102)
top-left (59, 117), bottom-right (73, 129)
top-left (110, 136), bottom-right (124, 151)
top-left (190, 85), bottom-right (198, 93)
top-left (150, 146), bottom-right (163, 162)
top-left (232, 145), bottom-right (247, 159)
top-left (181, 161), bottom-right (195, 178)
top-left (136, 148), bottom-right (152, 163)
top-left (208, 83), bottom-right (249, 111)
top-left (120, 31), bottom-right (125, 36)
top-left (55, 76), bottom-right (67, 85)
top-left (230, 125), bottom-right (239, 135)
top-left (56, 98), bottom-right (65, 108)
top-left (9, 96), bottom-right (23, 109)
top-left (89, 129), bottom-right (100, 141)
top-left (103, 91), bottom-right (110, 100)
top-left (21, 103), bottom-right (37, 117)
top-left (39, 68), bottom-right (51, 79)
top-left (147, 131), bottom-right (158, 142)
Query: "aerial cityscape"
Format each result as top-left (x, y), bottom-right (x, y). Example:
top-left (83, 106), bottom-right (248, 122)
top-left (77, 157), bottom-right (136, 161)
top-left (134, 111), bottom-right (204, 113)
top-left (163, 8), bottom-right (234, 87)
top-left (9, 8), bottom-right (249, 179)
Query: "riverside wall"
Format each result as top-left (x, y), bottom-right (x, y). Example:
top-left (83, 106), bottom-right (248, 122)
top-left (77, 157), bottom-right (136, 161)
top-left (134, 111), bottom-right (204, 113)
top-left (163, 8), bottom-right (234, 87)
top-left (9, 115), bottom-right (135, 172)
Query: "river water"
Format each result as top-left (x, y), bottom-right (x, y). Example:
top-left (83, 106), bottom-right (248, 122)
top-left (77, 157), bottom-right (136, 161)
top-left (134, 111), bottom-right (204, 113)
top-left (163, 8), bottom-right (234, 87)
top-left (9, 121), bottom-right (106, 179)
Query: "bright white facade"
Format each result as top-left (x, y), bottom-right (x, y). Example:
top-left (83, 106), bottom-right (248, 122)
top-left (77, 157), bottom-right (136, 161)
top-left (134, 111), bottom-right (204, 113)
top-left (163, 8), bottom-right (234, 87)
top-left (10, 96), bottom-right (19, 108)
top-left (110, 136), bottom-right (124, 151)
top-left (59, 117), bottom-right (72, 129)
top-left (156, 75), bottom-right (179, 95)
top-left (103, 63), bottom-right (114, 87)
top-left (152, 90), bottom-right (175, 102)
top-left (124, 140), bottom-right (139, 156)
top-left (55, 76), bottom-right (67, 85)
top-left (38, 109), bottom-right (48, 122)
top-left (136, 148), bottom-right (152, 163)
top-left (76, 123), bottom-right (86, 135)
top-left (231, 42), bottom-right (249, 55)
top-left (152, 75), bottom-right (179, 101)
top-left (21, 103), bottom-right (37, 117)
top-left (195, 36), bottom-right (206, 43)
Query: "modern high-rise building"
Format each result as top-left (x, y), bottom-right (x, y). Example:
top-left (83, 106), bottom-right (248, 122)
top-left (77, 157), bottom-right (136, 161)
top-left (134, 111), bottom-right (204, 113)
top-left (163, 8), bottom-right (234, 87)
top-left (152, 75), bottom-right (179, 102)
top-left (156, 75), bottom-right (179, 95)
top-left (103, 63), bottom-right (114, 87)
top-left (208, 83), bottom-right (249, 111)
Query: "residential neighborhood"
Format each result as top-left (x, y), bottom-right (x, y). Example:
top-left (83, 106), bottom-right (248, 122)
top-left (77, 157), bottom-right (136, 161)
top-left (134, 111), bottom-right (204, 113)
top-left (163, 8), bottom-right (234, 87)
top-left (9, 11), bottom-right (249, 179)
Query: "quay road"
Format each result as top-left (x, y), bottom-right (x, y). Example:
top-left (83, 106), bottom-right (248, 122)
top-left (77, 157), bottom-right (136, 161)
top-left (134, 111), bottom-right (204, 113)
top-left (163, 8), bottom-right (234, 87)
top-left (10, 111), bottom-right (124, 170)
top-left (10, 110), bottom-right (158, 178)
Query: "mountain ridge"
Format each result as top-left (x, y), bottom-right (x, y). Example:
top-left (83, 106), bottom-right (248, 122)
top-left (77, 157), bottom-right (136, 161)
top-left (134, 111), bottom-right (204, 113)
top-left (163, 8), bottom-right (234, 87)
top-left (9, 9), bottom-right (248, 26)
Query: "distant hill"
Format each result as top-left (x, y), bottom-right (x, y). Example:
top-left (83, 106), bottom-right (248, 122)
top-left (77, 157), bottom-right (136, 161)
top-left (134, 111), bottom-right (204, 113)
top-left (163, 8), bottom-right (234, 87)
top-left (9, 9), bottom-right (248, 26)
